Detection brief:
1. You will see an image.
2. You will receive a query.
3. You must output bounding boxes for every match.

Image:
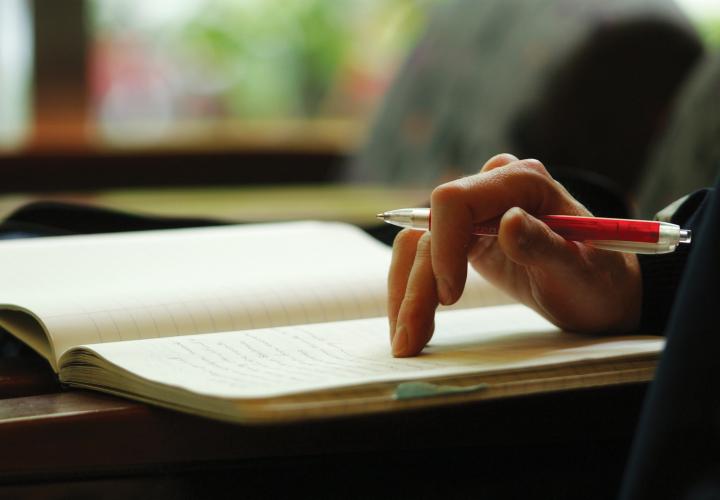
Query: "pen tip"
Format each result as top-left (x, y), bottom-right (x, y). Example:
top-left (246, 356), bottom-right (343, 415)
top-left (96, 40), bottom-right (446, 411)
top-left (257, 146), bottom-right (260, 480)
top-left (376, 212), bottom-right (386, 220)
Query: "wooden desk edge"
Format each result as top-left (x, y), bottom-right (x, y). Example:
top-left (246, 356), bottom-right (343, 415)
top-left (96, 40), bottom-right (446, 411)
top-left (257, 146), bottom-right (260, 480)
top-left (0, 363), bottom-right (653, 483)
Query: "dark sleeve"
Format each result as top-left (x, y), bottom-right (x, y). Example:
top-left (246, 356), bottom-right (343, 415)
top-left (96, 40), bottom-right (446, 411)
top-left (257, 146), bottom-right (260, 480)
top-left (637, 188), bottom-right (712, 334)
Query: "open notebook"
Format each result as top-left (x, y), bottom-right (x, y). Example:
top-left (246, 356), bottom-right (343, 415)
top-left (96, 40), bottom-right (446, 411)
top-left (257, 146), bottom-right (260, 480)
top-left (0, 221), bottom-right (663, 423)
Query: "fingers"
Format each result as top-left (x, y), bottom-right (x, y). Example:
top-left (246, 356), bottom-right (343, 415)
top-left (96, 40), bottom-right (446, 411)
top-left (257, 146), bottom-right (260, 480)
top-left (480, 153), bottom-right (518, 172)
top-left (497, 206), bottom-right (642, 333)
top-left (388, 229), bottom-right (423, 340)
top-left (393, 232), bottom-right (439, 357)
top-left (388, 155), bottom-right (592, 357)
top-left (498, 207), bottom-right (582, 271)
top-left (429, 159), bottom-right (584, 306)
top-left (429, 182), bottom-right (472, 305)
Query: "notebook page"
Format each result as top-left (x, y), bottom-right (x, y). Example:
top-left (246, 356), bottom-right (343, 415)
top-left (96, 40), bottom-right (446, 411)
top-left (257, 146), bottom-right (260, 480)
top-left (0, 221), bottom-right (511, 363)
top-left (0, 222), bottom-right (386, 360)
top-left (65, 305), bottom-right (664, 399)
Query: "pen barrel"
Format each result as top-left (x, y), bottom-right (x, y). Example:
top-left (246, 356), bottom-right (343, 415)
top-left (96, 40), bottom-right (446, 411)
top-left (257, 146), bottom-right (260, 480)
top-left (472, 215), bottom-right (665, 242)
top-left (540, 215), bottom-right (662, 243)
top-left (541, 216), bottom-right (687, 254)
top-left (381, 209), bottom-right (690, 254)
top-left (472, 215), bottom-right (687, 254)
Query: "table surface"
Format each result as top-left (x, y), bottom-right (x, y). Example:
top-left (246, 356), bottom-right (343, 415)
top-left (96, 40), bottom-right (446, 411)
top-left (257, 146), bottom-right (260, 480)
top-left (0, 350), bottom-right (651, 500)
top-left (0, 188), bottom-right (651, 499)
top-left (0, 185), bottom-right (432, 227)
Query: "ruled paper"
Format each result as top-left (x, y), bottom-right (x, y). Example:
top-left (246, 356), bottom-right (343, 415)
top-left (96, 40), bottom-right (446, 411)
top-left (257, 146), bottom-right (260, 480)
top-left (0, 221), bottom-right (511, 364)
top-left (65, 305), bottom-right (663, 398)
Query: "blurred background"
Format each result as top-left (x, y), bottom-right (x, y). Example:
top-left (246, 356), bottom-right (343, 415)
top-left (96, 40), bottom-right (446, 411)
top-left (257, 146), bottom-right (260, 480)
top-left (0, 0), bottom-right (718, 207)
top-left (0, 0), bottom-right (436, 191)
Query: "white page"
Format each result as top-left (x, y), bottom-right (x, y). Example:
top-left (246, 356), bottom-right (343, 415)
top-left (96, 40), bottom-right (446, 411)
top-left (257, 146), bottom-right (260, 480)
top-left (0, 221), bottom-right (509, 362)
top-left (66, 304), bottom-right (664, 399)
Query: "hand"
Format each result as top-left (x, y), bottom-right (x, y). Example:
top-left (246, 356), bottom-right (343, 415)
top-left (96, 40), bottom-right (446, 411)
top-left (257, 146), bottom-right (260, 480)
top-left (388, 154), bottom-right (642, 357)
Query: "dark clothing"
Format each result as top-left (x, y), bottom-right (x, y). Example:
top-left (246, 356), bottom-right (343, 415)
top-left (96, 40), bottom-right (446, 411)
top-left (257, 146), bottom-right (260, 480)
top-left (621, 174), bottom-right (720, 499)
top-left (638, 188), bottom-right (712, 334)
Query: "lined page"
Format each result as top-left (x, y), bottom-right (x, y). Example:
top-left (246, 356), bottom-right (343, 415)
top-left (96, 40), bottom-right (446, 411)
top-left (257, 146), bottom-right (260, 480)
top-left (0, 221), bottom-right (511, 362)
top-left (65, 305), bottom-right (664, 399)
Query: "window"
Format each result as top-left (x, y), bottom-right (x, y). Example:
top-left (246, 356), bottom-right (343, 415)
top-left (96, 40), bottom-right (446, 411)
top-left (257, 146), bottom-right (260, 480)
top-left (89, 0), bottom-right (435, 148)
top-left (677, 0), bottom-right (720, 45)
top-left (2, 1), bottom-right (717, 152)
top-left (0, 0), bottom-right (32, 149)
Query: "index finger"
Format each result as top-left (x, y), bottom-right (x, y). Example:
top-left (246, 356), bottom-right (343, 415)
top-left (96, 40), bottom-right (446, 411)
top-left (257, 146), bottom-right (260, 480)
top-left (388, 228), bottom-right (423, 341)
top-left (429, 160), bottom-right (583, 305)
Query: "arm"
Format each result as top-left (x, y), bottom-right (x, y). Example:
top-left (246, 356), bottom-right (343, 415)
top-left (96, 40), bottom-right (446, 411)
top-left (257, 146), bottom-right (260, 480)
top-left (388, 154), bottom-right (642, 356)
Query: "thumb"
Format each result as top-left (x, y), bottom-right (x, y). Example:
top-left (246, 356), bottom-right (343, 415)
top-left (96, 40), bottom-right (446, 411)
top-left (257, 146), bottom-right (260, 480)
top-left (498, 207), bottom-right (580, 269)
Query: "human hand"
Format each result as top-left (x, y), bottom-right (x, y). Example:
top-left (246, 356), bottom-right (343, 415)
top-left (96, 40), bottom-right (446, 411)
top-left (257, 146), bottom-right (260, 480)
top-left (388, 154), bottom-right (642, 357)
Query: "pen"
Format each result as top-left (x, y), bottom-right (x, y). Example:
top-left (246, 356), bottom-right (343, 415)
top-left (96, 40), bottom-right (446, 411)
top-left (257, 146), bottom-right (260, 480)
top-left (376, 208), bottom-right (692, 254)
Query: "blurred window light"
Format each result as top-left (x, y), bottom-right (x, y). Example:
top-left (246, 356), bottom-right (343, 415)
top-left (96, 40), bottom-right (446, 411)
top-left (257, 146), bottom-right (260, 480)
top-left (676, 0), bottom-right (720, 46)
top-left (0, 0), bottom-right (33, 149)
top-left (89, 0), bottom-right (439, 146)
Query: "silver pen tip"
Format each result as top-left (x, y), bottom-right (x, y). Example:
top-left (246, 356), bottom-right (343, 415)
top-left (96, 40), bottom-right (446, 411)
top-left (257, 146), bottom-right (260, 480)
top-left (376, 212), bottom-right (387, 220)
top-left (679, 229), bottom-right (692, 244)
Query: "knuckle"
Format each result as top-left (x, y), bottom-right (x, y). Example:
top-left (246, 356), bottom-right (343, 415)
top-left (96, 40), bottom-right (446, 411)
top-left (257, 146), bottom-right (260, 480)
top-left (480, 153), bottom-right (518, 172)
top-left (387, 285), bottom-right (406, 306)
top-left (499, 162), bottom-right (558, 202)
top-left (524, 158), bottom-right (548, 170)
top-left (431, 180), bottom-right (466, 207)
top-left (509, 159), bottom-right (550, 179)
top-left (400, 291), bottom-right (435, 323)
top-left (415, 231), bottom-right (433, 259)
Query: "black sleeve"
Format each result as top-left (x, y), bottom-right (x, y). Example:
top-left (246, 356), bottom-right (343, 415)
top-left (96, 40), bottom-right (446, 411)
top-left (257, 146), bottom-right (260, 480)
top-left (637, 189), bottom-right (712, 334)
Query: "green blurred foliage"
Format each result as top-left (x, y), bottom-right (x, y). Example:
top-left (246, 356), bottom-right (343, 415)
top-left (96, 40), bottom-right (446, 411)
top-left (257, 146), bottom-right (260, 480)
top-left (91, 0), bottom-right (439, 121)
top-left (178, 0), bottom-right (352, 117)
top-left (697, 18), bottom-right (720, 47)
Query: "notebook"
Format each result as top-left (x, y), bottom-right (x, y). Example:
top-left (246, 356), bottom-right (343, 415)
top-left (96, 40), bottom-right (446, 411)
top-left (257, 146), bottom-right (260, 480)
top-left (0, 221), bottom-right (662, 423)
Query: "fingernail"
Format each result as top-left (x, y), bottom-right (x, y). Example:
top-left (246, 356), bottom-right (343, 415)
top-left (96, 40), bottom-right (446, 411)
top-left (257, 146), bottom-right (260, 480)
top-left (509, 208), bottom-right (531, 250)
top-left (392, 326), bottom-right (408, 356)
top-left (516, 210), bottom-right (529, 248)
top-left (437, 277), bottom-right (453, 305)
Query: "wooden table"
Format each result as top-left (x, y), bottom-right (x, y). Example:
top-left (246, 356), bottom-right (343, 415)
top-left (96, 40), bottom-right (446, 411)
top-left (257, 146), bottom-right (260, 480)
top-left (0, 187), bottom-right (651, 498)
top-left (0, 352), bottom-right (650, 500)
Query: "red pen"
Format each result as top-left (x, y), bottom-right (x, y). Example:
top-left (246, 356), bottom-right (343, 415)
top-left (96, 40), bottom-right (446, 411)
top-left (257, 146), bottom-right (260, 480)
top-left (376, 208), bottom-right (692, 254)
